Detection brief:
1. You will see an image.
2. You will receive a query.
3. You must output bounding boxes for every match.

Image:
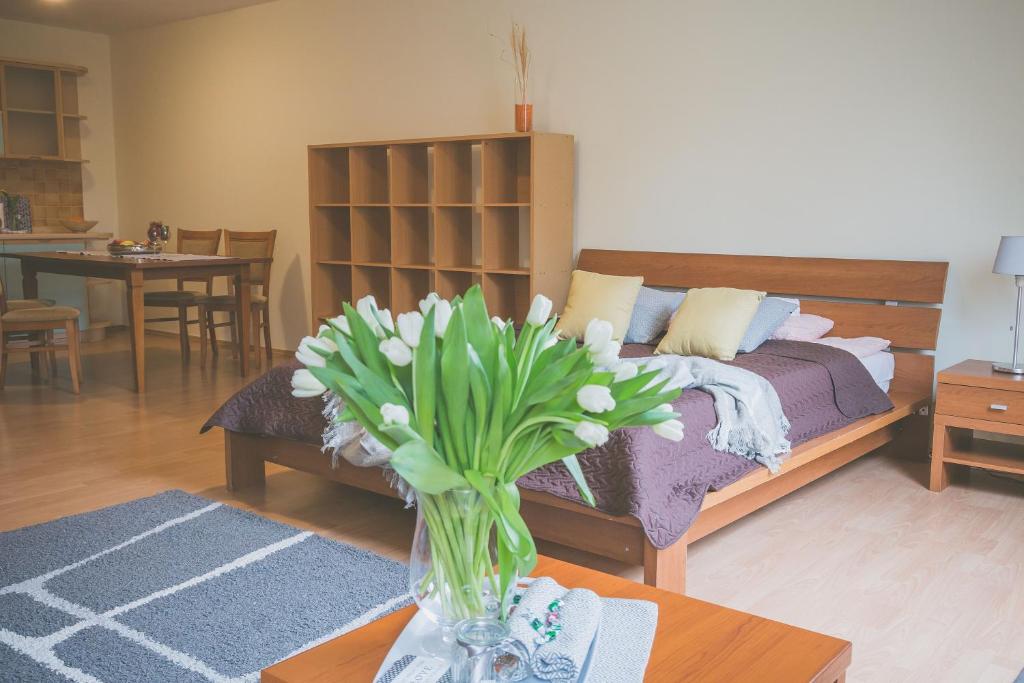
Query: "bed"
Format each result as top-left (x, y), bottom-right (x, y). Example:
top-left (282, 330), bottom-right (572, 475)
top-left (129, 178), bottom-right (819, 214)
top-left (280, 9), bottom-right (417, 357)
top-left (204, 250), bottom-right (949, 594)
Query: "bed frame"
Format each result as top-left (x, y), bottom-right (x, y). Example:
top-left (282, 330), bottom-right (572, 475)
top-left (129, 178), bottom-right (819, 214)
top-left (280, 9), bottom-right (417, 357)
top-left (222, 249), bottom-right (949, 594)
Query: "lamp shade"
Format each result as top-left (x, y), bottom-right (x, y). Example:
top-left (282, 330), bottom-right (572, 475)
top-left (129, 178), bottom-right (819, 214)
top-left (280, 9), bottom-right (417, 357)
top-left (993, 236), bottom-right (1024, 275)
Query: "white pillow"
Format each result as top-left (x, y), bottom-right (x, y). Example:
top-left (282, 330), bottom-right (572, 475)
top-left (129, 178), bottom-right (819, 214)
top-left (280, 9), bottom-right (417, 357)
top-left (770, 313), bottom-right (834, 341)
top-left (812, 336), bottom-right (891, 358)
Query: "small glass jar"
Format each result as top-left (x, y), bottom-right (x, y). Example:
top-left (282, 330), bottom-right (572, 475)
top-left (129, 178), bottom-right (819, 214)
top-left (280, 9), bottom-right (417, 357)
top-left (451, 617), bottom-right (529, 683)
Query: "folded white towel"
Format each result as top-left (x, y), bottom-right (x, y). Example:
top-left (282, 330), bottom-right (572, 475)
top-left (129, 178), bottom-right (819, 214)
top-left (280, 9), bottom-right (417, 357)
top-left (532, 587), bottom-right (602, 681)
top-left (508, 577), bottom-right (602, 682)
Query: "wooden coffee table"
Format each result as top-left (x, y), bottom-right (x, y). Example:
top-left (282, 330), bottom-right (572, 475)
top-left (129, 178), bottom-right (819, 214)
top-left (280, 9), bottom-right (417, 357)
top-left (262, 555), bottom-right (851, 682)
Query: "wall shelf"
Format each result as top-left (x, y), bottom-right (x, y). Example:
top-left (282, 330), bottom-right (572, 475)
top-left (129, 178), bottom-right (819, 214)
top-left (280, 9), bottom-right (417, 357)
top-left (308, 132), bottom-right (574, 330)
top-left (0, 61), bottom-right (88, 162)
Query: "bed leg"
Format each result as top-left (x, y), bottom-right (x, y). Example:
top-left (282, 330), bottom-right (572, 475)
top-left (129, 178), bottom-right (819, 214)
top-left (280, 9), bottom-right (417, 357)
top-left (224, 431), bottom-right (266, 491)
top-left (643, 535), bottom-right (687, 594)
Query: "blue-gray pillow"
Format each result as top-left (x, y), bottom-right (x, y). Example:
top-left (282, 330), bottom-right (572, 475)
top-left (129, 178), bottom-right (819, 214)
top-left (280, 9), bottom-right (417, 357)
top-left (624, 287), bottom-right (686, 344)
top-left (737, 297), bottom-right (799, 353)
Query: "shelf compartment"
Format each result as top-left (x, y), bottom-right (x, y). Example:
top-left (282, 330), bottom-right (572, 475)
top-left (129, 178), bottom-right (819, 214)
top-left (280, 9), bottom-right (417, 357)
top-left (943, 438), bottom-right (1024, 476)
top-left (62, 117), bottom-right (82, 160)
top-left (482, 137), bottom-right (530, 204)
top-left (483, 272), bottom-right (531, 322)
top-left (434, 141), bottom-right (475, 204)
top-left (350, 146), bottom-right (389, 204)
top-left (483, 207), bottom-right (530, 271)
top-left (352, 264), bottom-right (391, 309)
top-left (391, 206), bottom-right (432, 266)
top-left (309, 147), bottom-right (350, 204)
top-left (392, 268), bottom-right (432, 314)
top-left (60, 71), bottom-right (79, 115)
top-left (312, 263), bottom-right (352, 321)
top-left (435, 206), bottom-right (480, 269)
top-left (390, 144), bottom-right (429, 204)
top-left (351, 207), bottom-right (391, 263)
top-left (436, 269), bottom-right (481, 301)
top-left (5, 111), bottom-right (59, 157)
top-left (312, 206), bottom-right (351, 261)
top-left (3, 65), bottom-right (57, 111)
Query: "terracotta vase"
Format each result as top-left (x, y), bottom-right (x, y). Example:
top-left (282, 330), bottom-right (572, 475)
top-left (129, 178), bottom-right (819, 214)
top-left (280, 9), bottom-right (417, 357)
top-left (514, 103), bottom-right (533, 132)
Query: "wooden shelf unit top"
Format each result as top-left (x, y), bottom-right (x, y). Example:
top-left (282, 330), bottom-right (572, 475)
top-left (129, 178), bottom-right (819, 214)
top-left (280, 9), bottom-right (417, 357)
top-left (308, 132), bottom-right (574, 329)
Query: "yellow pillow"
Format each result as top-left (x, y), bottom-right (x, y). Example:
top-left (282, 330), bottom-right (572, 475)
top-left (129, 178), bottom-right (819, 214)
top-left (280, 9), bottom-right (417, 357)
top-left (557, 270), bottom-right (643, 341)
top-left (656, 288), bottom-right (765, 360)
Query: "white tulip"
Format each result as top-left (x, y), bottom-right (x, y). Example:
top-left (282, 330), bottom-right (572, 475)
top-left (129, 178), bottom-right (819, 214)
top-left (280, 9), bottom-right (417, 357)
top-left (491, 316), bottom-right (509, 331)
top-left (397, 311), bottom-right (425, 348)
top-left (653, 418), bottom-right (685, 442)
top-left (433, 299), bottom-right (453, 338)
top-left (328, 314), bottom-right (351, 336)
top-left (356, 295), bottom-right (386, 338)
top-left (419, 292), bottom-right (443, 315)
top-left (526, 294), bottom-right (553, 326)
top-left (577, 385), bottom-right (616, 413)
top-left (295, 335), bottom-right (337, 368)
top-left (574, 421), bottom-right (610, 447)
top-left (612, 363), bottom-right (639, 382)
top-left (380, 402), bottom-right (410, 426)
top-left (291, 368), bottom-right (327, 398)
top-left (317, 324), bottom-right (330, 337)
top-left (590, 340), bottom-right (621, 367)
top-left (541, 334), bottom-right (558, 350)
top-left (377, 308), bottom-right (395, 333)
top-left (583, 319), bottom-right (614, 353)
top-left (379, 337), bottom-right (413, 367)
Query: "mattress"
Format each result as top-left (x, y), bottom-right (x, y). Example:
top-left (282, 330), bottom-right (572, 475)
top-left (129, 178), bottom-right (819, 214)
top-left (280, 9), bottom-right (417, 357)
top-left (860, 351), bottom-right (896, 393)
top-left (202, 340), bottom-right (895, 549)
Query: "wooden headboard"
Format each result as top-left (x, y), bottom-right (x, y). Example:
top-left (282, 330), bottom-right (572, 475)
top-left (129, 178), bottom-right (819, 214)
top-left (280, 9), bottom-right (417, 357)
top-left (576, 249), bottom-right (950, 397)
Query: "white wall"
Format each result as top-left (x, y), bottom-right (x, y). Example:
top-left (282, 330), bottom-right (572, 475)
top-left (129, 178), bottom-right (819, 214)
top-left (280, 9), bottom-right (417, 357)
top-left (0, 18), bottom-right (122, 324)
top-left (108, 0), bottom-right (1024, 368)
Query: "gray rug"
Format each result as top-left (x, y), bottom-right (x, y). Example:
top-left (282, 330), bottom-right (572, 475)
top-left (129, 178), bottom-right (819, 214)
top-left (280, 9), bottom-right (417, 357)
top-left (0, 490), bottom-right (411, 682)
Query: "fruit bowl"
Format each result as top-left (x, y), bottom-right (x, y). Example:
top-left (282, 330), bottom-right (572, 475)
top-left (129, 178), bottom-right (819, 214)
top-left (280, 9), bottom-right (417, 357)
top-left (107, 239), bottom-right (162, 256)
top-left (61, 219), bottom-right (99, 233)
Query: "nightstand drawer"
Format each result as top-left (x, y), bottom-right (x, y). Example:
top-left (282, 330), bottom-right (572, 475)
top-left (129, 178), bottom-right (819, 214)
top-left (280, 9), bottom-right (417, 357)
top-left (936, 383), bottom-right (1024, 424)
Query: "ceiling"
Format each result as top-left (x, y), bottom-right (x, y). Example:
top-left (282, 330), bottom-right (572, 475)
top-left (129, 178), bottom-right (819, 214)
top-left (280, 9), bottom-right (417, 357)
top-left (0, 0), bottom-right (278, 34)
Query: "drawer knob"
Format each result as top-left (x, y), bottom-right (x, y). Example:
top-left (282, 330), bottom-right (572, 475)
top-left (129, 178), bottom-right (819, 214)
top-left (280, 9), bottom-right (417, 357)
top-left (990, 404), bottom-right (1009, 411)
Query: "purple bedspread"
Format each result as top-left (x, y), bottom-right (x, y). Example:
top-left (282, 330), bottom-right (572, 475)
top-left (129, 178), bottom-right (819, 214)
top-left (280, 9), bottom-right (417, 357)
top-left (201, 341), bottom-right (892, 549)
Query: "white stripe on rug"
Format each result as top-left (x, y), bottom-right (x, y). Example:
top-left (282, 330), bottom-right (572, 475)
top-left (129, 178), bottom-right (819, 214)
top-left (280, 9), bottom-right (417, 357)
top-left (0, 502), bottom-right (222, 595)
top-left (30, 531), bottom-right (313, 647)
top-left (0, 628), bottom-right (102, 683)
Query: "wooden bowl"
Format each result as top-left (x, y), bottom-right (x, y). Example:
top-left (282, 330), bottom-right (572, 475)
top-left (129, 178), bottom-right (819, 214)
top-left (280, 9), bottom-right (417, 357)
top-left (61, 219), bottom-right (98, 233)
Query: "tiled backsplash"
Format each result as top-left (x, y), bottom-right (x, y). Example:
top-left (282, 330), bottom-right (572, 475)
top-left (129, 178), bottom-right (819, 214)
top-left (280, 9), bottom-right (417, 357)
top-left (0, 159), bottom-right (84, 229)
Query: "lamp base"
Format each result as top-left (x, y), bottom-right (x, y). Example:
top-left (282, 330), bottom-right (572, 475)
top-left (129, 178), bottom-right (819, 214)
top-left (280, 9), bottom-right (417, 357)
top-left (992, 362), bottom-right (1024, 375)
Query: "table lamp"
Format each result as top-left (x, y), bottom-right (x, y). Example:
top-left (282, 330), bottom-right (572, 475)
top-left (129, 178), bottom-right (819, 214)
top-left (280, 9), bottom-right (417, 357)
top-left (992, 236), bottom-right (1024, 373)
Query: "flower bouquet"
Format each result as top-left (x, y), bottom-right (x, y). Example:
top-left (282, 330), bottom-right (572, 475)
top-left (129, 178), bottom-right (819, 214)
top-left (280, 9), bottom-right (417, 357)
top-left (291, 286), bottom-right (683, 630)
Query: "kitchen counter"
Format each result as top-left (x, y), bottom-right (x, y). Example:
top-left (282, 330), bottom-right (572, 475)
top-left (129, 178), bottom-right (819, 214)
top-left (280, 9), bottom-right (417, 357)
top-left (0, 232), bottom-right (112, 242)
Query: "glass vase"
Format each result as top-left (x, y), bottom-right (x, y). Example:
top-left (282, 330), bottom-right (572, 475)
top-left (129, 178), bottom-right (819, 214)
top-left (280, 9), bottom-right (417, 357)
top-left (409, 489), bottom-right (517, 645)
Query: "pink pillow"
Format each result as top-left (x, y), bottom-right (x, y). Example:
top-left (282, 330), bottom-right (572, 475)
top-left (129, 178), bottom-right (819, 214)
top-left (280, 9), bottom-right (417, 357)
top-left (812, 336), bottom-right (891, 358)
top-left (770, 314), bottom-right (834, 341)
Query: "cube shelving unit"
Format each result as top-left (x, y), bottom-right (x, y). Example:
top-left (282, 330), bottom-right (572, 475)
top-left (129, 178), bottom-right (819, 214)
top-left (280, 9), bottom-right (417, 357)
top-left (308, 132), bottom-right (574, 331)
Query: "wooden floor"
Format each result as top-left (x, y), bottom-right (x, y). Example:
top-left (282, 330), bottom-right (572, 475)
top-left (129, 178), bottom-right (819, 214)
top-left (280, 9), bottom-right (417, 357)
top-left (1, 331), bottom-right (1022, 683)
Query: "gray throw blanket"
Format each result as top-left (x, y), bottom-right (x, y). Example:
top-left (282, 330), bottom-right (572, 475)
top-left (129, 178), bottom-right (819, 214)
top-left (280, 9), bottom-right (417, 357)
top-left (627, 355), bottom-right (791, 473)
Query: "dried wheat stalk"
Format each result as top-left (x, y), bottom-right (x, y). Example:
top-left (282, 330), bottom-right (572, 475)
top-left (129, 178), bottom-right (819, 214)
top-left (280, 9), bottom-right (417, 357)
top-left (510, 23), bottom-right (530, 104)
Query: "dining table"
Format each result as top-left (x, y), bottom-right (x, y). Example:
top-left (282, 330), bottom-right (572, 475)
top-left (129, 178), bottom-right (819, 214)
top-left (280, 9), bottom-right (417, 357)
top-left (10, 251), bottom-right (270, 393)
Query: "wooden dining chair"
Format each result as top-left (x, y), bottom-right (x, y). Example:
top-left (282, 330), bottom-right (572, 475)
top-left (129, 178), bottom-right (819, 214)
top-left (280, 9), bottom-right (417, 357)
top-left (0, 276), bottom-right (82, 393)
top-left (143, 228), bottom-right (222, 362)
top-left (196, 229), bottom-right (276, 369)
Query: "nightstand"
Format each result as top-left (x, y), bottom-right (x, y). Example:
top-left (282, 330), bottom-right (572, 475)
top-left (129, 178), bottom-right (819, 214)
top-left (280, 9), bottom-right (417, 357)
top-left (931, 359), bottom-right (1024, 491)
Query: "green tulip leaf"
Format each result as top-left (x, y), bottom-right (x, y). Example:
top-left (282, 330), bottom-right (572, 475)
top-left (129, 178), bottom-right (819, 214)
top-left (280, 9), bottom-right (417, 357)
top-left (390, 440), bottom-right (468, 494)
